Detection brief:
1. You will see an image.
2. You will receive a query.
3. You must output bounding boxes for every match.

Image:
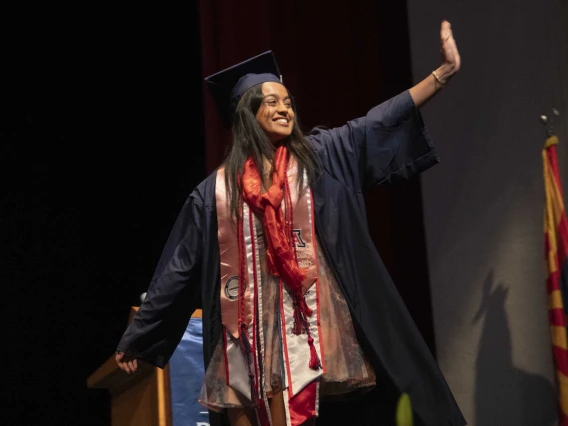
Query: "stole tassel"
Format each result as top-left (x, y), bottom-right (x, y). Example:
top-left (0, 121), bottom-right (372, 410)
top-left (292, 299), bottom-right (321, 371)
top-left (308, 336), bottom-right (322, 370)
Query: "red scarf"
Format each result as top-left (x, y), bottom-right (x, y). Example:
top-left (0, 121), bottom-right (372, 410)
top-left (241, 146), bottom-right (320, 370)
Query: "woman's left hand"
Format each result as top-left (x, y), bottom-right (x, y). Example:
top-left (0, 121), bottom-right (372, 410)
top-left (437, 20), bottom-right (461, 84)
top-left (409, 20), bottom-right (461, 106)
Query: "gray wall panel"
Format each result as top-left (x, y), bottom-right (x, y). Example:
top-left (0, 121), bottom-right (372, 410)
top-left (406, 0), bottom-right (568, 424)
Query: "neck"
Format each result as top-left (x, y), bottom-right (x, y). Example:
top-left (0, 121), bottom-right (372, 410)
top-left (260, 146), bottom-right (287, 190)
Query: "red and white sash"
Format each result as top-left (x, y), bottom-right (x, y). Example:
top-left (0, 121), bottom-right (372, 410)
top-left (215, 159), bottom-right (325, 425)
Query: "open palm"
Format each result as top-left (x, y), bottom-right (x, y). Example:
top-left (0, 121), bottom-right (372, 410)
top-left (441, 20), bottom-right (461, 72)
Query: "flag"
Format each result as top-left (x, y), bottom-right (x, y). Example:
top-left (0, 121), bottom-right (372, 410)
top-left (543, 134), bottom-right (568, 425)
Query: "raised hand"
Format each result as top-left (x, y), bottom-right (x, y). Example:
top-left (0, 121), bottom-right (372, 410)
top-left (437, 20), bottom-right (460, 84)
top-left (408, 20), bottom-right (462, 107)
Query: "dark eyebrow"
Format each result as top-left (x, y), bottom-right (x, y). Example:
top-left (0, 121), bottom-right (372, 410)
top-left (262, 94), bottom-right (291, 101)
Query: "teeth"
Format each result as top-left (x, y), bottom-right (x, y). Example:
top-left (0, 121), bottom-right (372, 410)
top-left (276, 119), bottom-right (288, 124)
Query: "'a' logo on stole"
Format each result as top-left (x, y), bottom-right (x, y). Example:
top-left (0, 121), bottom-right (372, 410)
top-left (293, 229), bottom-right (306, 248)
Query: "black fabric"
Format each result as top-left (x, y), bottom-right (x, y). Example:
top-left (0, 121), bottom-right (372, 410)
top-left (117, 90), bottom-right (466, 425)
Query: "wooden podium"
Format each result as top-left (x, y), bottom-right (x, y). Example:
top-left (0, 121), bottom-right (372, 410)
top-left (87, 307), bottom-right (203, 426)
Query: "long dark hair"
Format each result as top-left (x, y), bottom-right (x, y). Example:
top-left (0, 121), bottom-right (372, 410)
top-left (223, 84), bottom-right (320, 220)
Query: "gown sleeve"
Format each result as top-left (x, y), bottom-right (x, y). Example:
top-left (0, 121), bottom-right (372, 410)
top-left (116, 192), bottom-right (204, 368)
top-left (307, 90), bottom-right (439, 190)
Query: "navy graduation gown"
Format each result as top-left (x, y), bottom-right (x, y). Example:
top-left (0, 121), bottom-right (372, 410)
top-left (117, 90), bottom-right (466, 426)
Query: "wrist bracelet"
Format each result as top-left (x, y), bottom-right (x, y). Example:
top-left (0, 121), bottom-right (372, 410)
top-left (432, 70), bottom-right (445, 87)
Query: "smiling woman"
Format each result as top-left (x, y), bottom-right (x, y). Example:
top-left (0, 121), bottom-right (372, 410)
top-left (115, 21), bottom-right (466, 426)
top-left (255, 82), bottom-right (296, 143)
top-left (224, 80), bottom-right (320, 223)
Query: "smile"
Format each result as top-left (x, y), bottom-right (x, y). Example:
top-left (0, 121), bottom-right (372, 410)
top-left (274, 118), bottom-right (289, 126)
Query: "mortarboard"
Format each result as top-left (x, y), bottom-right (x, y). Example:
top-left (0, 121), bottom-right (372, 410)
top-left (204, 50), bottom-right (282, 128)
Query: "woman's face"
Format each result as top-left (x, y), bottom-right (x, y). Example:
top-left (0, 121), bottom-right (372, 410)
top-left (255, 82), bottom-right (295, 143)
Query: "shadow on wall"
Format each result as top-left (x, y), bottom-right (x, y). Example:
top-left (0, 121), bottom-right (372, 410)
top-left (473, 271), bottom-right (557, 426)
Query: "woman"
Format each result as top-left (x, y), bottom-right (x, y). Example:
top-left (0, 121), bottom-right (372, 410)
top-left (116, 20), bottom-right (464, 426)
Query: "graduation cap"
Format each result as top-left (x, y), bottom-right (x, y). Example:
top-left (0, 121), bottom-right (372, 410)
top-left (204, 50), bottom-right (282, 128)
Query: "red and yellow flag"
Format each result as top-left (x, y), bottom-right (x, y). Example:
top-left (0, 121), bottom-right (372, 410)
top-left (543, 134), bottom-right (568, 425)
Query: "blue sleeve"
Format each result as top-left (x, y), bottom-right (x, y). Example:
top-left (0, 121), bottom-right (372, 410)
top-left (307, 90), bottom-right (439, 190)
top-left (117, 192), bottom-right (204, 368)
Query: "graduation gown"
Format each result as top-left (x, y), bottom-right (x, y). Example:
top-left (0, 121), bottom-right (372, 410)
top-left (117, 90), bottom-right (466, 426)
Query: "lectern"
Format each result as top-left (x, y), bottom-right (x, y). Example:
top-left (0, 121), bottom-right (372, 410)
top-left (87, 307), bottom-right (204, 426)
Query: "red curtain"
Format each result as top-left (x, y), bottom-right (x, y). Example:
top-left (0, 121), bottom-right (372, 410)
top-left (198, 0), bottom-right (436, 354)
top-left (198, 0), bottom-right (404, 173)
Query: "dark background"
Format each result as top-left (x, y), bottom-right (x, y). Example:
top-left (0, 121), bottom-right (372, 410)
top-left (4, 5), bottom-right (204, 425)
top-left (3, 2), bottom-right (430, 424)
top-left (11, 0), bottom-right (565, 424)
